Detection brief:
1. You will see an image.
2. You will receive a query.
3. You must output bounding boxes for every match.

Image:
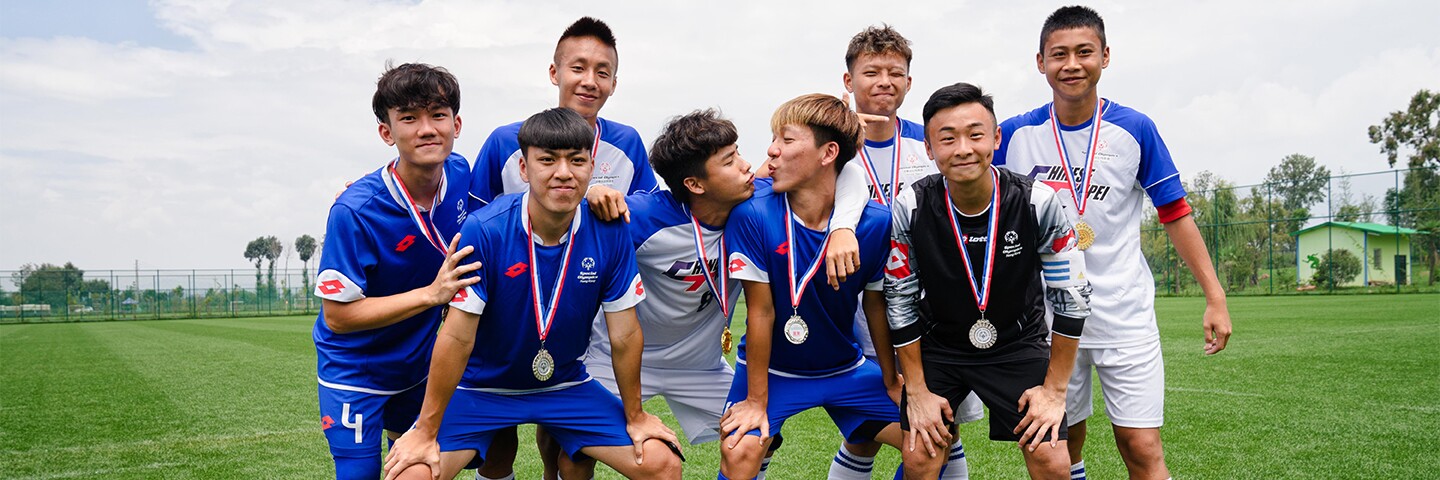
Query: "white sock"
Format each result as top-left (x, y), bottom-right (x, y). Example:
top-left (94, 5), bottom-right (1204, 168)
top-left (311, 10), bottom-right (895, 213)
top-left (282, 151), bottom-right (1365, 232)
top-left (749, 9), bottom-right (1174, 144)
top-left (939, 441), bottom-right (969, 480)
top-left (1070, 460), bottom-right (1086, 480)
top-left (476, 474), bottom-right (514, 480)
top-left (756, 456), bottom-right (771, 480)
top-left (827, 444), bottom-right (874, 480)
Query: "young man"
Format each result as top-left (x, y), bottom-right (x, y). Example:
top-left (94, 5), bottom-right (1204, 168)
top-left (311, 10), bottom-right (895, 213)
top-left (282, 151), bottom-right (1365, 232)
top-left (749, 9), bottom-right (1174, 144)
top-left (720, 94), bottom-right (908, 480)
top-left (571, 110), bottom-right (870, 480)
top-left (993, 7), bottom-right (1234, 480)
top-left (313, 63), bottom-right (480, 479)
top-left (888, 82), bottom-right (1091, 480)
top-left (838, 26), bottom-right (983, 480)
top-left (467, 17), bottom-right (657, 479)
top-left (383, 108), bottom-right (682, 480)
top-left (469, 16), bottom-right (658, 206)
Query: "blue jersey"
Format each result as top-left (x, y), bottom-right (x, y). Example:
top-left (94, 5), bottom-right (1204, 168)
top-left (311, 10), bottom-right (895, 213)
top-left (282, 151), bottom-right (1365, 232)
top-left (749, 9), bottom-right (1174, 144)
top-left (726, 190), bottom-right (890, 377)
top-left (313, 153), bottom-right (473, 393)
top-left (448, 193), bottom-right (645, 392)
top-left (469, 117), bottom-right (659, 205)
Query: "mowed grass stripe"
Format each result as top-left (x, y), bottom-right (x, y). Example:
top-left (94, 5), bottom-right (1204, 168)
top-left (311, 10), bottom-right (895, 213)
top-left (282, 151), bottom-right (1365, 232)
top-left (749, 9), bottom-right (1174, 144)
top-left (3, 296), bottom-right (1437, 479)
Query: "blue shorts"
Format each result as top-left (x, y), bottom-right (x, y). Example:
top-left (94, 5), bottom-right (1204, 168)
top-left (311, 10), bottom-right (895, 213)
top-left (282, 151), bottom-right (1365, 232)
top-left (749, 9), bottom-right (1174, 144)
top-left (724, 359), bottom-right (900, 444)
top-left (437, 380), bottom-right (633, 463)
top-left (317, 380), bottom-right (425, 456)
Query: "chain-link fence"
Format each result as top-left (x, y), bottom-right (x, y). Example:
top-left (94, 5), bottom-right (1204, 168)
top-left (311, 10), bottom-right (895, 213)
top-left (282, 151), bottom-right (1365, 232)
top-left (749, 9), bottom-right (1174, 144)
top-left (0, 268), bottom-right (319, 324)
top-left (1144, 166), bottom-right (1439, 296)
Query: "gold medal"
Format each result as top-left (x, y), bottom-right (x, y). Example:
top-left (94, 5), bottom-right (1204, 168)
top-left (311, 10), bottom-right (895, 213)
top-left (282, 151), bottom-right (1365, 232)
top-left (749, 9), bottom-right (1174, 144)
top-left (532, 348), bottom-right (555, 381)
top-left (1075, 221), bottom-right (1095, 250)
top-left (721, 326), bottom-right (733, 355)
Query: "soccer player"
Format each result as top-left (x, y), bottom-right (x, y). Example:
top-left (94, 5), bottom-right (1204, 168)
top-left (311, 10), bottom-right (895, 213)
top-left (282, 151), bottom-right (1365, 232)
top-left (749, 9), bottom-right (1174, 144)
top-left (993, 7), bottom-right (1233, 480)
top-left (720, 94), bottom-right (907, 480)
top-left (888, 82), bottom-right (1091, 480)
top-left (383, 108), bottom-right (682, 480)
top-left (469, 16), bottom-right (658, 207)
top-left (837, 25), bottom-right (982, 480)
top-left (313, 62), bottom-right (480, 480)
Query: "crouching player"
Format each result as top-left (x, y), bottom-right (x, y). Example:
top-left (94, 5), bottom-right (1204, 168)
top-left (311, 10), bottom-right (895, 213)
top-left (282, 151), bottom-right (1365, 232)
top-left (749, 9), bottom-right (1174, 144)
top-left (313, 62), bottom-right (479, 479)
top-left (383, 108), bottom-right (682, 480)
top-left (886, 83), bottom-right (1091, 479)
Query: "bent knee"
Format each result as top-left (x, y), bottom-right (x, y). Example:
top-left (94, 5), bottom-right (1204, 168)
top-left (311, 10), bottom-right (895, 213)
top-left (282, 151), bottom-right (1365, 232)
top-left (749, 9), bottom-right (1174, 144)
top-left (391, 464), bottom-right (433, 480)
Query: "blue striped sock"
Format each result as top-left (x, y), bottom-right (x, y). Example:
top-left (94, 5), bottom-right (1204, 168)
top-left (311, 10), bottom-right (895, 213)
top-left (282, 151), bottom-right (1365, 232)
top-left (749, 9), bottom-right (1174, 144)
top-left (1071, 460), bottom-right (1087, 480)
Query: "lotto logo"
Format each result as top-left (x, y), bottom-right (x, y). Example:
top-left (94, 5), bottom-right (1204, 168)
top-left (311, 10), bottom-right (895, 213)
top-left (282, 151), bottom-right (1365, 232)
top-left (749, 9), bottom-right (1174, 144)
top-left (505, 262), bottom-right (528, 278)
top-left (729, 258), bottom-right (747, 273)
top-left (395, 235), bottom-right (416, 252)
top-left (452, 288), bottom-right (468, 303)
top-left (319, 280), bottom-right (344, 295)
top-left (320, 415), bottom-right (335, 431)
top-left (775, 242), bottom-right (789, 255)
top-left (1053, 230), bottom-right (1076, 252)
top-left (635, 279), bottom-right (645, 296)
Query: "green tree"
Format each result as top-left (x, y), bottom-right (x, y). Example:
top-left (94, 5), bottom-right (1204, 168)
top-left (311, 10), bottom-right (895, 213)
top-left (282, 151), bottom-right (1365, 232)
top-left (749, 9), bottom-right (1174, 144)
top-left (1332, 171), bottom-right (1377, 223)
top-left (262, 236), bottom-right (284, 301)
top-left (244, 237), bottom-right (268, 298)
top-left (295, 234), bottom-right (318, 307)
top-left (11, 263), bottom-right (84, 311)
top-left (1311, 249), bottom-right (1362, 289)
top-left (1263, 153), bottom-right (1330, 237)
top-left (1369, 89), bottom-right (1440, 283)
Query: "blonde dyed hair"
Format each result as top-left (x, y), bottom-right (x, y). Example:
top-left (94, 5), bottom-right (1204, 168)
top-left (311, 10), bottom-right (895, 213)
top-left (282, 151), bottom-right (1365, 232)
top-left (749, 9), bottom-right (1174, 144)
top-left (770, 94), bottom-right (863, 170)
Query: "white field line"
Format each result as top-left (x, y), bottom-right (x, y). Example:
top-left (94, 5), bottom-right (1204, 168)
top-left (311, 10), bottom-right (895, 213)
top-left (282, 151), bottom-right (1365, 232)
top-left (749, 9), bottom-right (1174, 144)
top-left (1166, 386), bottom-right (1266, 397)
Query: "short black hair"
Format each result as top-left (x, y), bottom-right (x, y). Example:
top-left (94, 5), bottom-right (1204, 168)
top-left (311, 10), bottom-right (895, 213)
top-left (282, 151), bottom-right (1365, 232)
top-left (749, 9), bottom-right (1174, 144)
top-left (922, 83), bottom-right (996, 128)
top-left (650, 109), bottom-right (739, 204)
top-left (371, 62), bottom-right (460, 124)
top-left (517, 108), bottom-right (594, 154)
top-left (1041, 5), bottom-right (1106, 52)
top-left (556, 17), bottom-right (618, 65)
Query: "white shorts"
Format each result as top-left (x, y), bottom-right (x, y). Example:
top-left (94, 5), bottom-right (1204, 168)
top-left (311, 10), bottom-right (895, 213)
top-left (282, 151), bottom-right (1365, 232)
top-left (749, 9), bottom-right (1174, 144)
top-left (1066, 339), bottom-right (1165, 428)
top-left (585, 357), bottom-right (733, 445)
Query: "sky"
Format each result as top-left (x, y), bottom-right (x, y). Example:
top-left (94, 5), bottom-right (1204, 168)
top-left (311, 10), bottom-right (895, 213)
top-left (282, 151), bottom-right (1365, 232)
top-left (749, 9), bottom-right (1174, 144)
top-left (1, 0), bottom-right (1437, 272)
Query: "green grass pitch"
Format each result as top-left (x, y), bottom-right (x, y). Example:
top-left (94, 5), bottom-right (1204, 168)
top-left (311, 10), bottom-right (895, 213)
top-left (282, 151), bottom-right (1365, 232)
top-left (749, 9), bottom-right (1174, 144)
top-left (3, 294), bottom-right (1437, 479)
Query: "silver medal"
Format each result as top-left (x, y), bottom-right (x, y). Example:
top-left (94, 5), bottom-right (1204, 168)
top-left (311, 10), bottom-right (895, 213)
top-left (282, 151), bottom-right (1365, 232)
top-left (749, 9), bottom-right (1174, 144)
top-left (783, 314), bottom-right (809, 344)
top-left (969, 318), bottom-right (997, 349)
top-left (532, 348), bottom-right (555, 381)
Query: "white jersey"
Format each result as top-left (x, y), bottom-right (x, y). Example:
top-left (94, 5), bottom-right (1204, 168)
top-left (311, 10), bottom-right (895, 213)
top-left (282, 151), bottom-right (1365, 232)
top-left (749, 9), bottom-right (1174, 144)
top-left (995, 99), bottom-right (1188, 348)
top-left (850, 118), bottom-right (937, 357)
top-left (586, 190), bottom-right (738, 371)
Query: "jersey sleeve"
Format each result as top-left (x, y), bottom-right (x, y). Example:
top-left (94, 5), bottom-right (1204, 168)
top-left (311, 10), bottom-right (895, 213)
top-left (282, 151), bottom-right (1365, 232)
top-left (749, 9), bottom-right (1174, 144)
top-left (469, 128), bottom-right (513, 206)
top-left (884, 188), bottom-right (923, 347)
top-left (601, 220), bottom-right (646, 312)
top-left (993, 117), bottom-right (1020, 167)
top-left (1031, 183), bottom-right (1090, 339)
top-left (448, 217), bottom-right (489, 315)
top-left (627, 146), bottom-right (660, 194)
top-left (314, 205), bottom-right (374, 303)
top-left (831, 159), bottom-right (867, 231)
top-left (725, 200), bottom-right (770, 284)
top-left (1133, 116), bottom-right (1187, 208)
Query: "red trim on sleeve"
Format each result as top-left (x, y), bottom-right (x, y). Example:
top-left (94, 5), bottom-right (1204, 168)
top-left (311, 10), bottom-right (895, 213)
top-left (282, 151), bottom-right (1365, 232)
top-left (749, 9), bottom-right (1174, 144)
top-left (1157, 197), bottom-right (1192, 224)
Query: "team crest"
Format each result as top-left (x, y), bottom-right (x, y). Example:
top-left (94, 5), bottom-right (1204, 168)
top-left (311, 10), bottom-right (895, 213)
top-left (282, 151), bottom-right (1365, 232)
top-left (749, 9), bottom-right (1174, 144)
top-left (578, 256), bottom-right (599, 284)
top-left (1004, 231), bottom-right (1019, 243)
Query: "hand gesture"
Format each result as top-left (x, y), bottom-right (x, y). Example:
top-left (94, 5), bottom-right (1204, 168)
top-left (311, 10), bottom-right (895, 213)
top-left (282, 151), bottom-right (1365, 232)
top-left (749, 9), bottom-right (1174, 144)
top-left (1013, 386), bottom-right (1065, 452)
top-left (586, 185), bottom-right (630, 223)
top-left (383, 430), bottom-right (440, 480)
top-left (627, 412), bottom-right (680, 465)
top-left (904, 387), bottom-right (954, 457)
top-left (429, 234), bottom-right (482, 306)
top-left (719, 399), bottom-right (769, 449)
top-left (825, 228), bottom-right (860, 289)
top-left (1203, 303), bottom-right (1232, 355)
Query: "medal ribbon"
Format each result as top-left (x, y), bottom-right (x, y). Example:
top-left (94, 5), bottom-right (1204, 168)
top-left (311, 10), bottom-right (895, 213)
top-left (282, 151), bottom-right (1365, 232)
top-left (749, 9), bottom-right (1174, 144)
top-left (523, 195), bottom-right (580, 343)
top-left (943, 166), bottom-right (1001, 315)
top-left (783, 195), bottom-right (834, 314)
top-left (856, 118), bottom-right (903, 205)
top-left (387, 160), bottom-right (448, 255)
top-left (1047, 99), bottom-right (1104, 217)
top-left (687, 209), bottom-right (731, 320)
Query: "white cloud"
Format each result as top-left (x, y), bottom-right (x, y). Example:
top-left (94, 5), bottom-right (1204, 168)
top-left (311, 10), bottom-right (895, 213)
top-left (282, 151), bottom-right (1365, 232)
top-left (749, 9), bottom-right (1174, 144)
top-left (1, 0), bottom-right (1437, 271)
